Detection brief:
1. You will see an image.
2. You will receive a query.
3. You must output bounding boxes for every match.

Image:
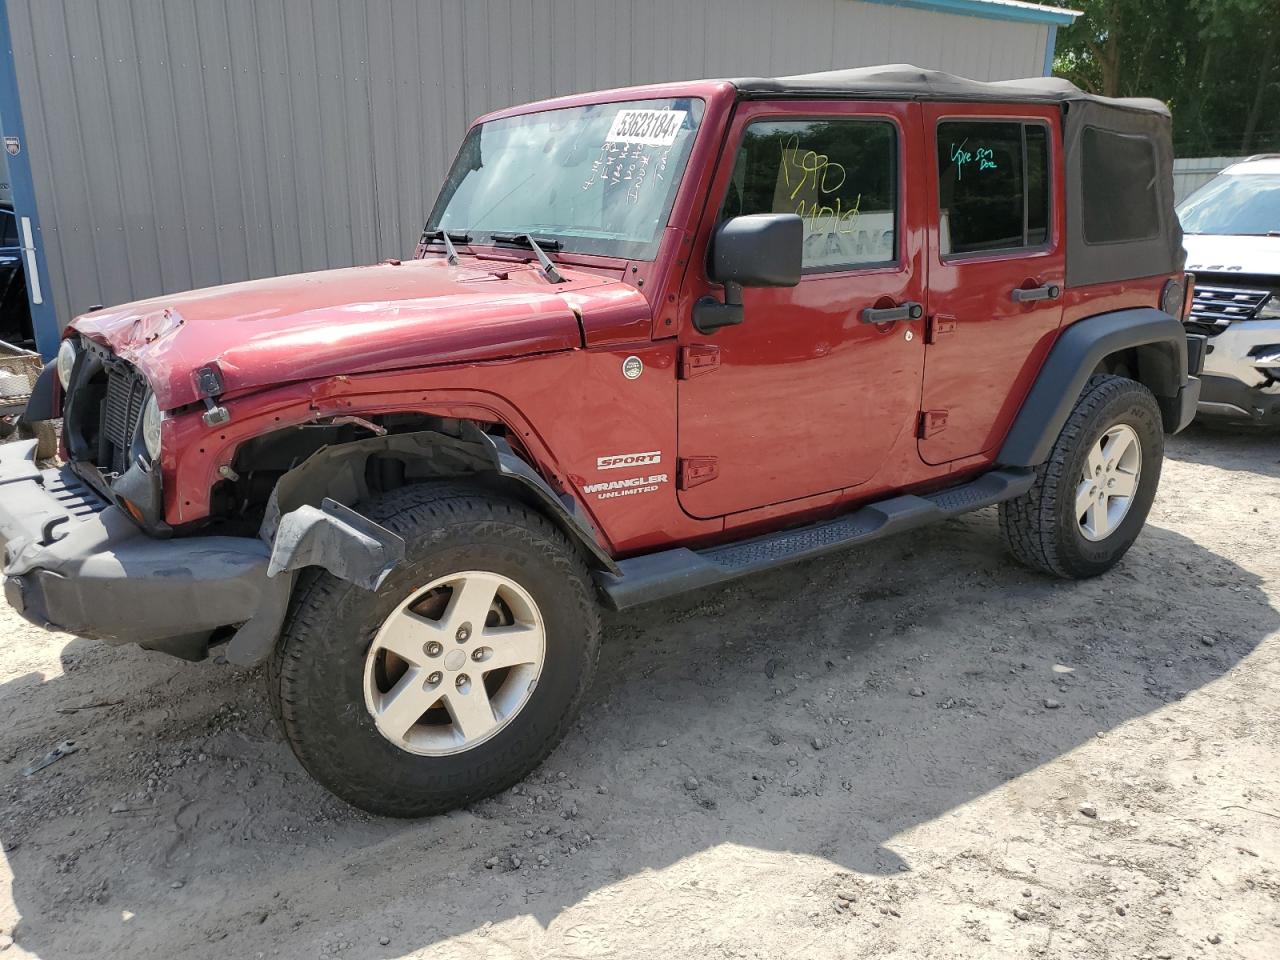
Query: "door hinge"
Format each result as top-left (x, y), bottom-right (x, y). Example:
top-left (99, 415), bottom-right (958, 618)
top-left (918, 409), bottom-right (949, 439)
top-left (678, 456), bottom-right (719, 489)
top-left (679, 344), bottom-right (720, 379)
top-left (926, 314), bottom-right (957, 344)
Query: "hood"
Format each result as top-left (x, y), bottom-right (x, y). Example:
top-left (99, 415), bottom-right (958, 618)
top-left (70, 258), bottom-right (633, 409)
top-left (1183, 233), bottom-right (1280, 279)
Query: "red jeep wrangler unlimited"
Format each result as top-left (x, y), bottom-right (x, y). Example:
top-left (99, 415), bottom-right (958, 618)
top-left (3, 67), bottom-right (1202, 816)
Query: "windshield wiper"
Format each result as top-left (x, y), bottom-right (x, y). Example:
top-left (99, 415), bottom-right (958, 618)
top-left (490, 233), bottom-right (566, 283)
top-left (420, 229), bottom-right (471, 265)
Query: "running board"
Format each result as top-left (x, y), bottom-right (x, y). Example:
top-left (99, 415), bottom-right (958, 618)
top-left (595, 468), bottom-right (1034, 610)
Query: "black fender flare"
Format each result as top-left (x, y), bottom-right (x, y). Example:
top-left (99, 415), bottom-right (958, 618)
top-left (254, 424), bottom-right (618, 577)
top-left (21, 360), bottom-right (58, 422)
top-left (997, 307), bottom-right (1194, 468)
top-left (224, 424), bottom-right (619, 667)
top-left (477, 431), bottom-right (621, 575)
top-left (225, 498), bottom-right (406, 666)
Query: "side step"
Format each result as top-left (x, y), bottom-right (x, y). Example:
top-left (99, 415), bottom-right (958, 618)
top-left (595, 468), bottom-right (1034, 610)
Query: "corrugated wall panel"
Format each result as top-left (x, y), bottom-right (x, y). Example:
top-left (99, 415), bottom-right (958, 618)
top-left (7, 0), bottom-right (1053, 330)
top-left (1173, 156), bottom-right (1243, 204)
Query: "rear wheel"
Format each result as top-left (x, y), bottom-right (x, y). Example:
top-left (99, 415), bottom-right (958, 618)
top-left (1000, 374), bottom-right (1164, 579)
top-left (269, 483), bottom-right (601, 817)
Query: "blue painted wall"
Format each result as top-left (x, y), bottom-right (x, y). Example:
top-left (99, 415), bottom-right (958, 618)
top-left (0, 0), bottom-right (58, 357)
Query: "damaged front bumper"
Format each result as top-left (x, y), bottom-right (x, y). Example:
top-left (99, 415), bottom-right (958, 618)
top-left (0, 439), bottom-right (287, 660)
top-left (1195, 319), bottom-right (1280, 423)
top-left (1, 438), bottom-right (407, 664)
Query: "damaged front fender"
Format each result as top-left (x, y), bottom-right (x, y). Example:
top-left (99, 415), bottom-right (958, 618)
top-left (225, 498), bottom-right (404, 666)
top-left (225, 424), bottom-right (616, 665)
top-left (266, 498), bottom-right (405, 591)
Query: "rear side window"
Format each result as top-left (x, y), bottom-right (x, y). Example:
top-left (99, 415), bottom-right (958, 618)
top-left (0, 211), bottom-right (16, 247)
top-left (719, 118), bottom-right (897, 272)
top-left (1082, 126), bottom-right (1160, 244)
top-left (937, 120), bottom-right (1050, 256)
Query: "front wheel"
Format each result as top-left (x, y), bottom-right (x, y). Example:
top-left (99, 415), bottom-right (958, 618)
top-left (1000, 374), bottom-right (1164, 579)
top-left (268, 483), bottom-right (601, 818)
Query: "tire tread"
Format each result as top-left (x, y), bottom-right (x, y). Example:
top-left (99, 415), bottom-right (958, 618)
top-left (999, 374), bottom-right (1160, 579)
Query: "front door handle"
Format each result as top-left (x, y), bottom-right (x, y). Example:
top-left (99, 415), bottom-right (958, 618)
top-left (860, 301), bottom-right (923, 324)
top-left (1011, 283), bottom-right (1061, 303)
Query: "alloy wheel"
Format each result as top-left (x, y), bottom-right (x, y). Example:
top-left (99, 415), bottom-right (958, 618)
top-left (1075, 423), bottom-right (1142, 541)
top-left (362, 571), bottom-right (546, 756)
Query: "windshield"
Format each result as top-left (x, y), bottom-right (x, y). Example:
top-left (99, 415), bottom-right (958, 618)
top-left (1178, 172), bottom-right (1280, 236)
top-left (426, 97), bottom-right (705, 260)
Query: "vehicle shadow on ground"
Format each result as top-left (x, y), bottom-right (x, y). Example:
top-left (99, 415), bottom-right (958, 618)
top-left (1166, 421), bottom-right (1280, 476)
top-left (1, 513), bottom-right (1275, 959)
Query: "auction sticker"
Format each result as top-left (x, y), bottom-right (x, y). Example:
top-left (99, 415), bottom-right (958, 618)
top-left (605, 109), bottom-right (686, 146)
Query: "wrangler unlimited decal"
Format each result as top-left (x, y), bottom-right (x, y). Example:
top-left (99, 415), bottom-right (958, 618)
top-left (582, 473), bottom-right (669, 499)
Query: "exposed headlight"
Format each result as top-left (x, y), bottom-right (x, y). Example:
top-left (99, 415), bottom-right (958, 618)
top-left (1257, 295), bottom-right (1280, 320)
top-left (141, 394), bottom-right (163, 459)
top-left (56, 339), bottom-right (77, 388)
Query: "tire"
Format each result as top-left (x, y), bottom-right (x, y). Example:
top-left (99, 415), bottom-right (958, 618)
top-left (999, 374), bottom-right (1164, 579)
top-left (268, 482), bottom-right (601, 818)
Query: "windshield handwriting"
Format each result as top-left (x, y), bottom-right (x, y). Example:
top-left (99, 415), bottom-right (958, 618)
top-left (582, 141), bottom-right (672, 203)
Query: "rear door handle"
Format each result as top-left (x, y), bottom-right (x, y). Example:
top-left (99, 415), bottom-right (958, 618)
top-left (860, 301), bottom-right (923, 324)
top-left (1011, 284), bottom-right (1061, 303)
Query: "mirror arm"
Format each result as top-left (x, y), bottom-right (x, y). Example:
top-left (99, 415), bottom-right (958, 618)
top-left (692, 281), bottom-right (744, 335)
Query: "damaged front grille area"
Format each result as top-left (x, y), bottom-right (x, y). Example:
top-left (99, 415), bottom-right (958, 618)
top-left (99, 363), bottom-right (148, 476)
top-left (63, 338), bottom-right (149, 482)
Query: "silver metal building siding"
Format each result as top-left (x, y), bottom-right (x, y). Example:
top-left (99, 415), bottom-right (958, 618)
top-left (1172, 156), bottom-right (1244, 204)
top-left (5, 0), bottom-right (1051, 331)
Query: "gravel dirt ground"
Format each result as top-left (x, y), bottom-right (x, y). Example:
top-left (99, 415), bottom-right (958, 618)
top-left (1, 424), bottom-right (1278, 960)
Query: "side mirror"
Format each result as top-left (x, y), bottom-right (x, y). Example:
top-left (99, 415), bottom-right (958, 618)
top-left (694, 214), bottom-right (803, 334)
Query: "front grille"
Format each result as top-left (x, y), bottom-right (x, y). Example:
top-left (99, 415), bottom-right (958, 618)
top-left (97, 362), bottom-right (147, 476)
top-left (1186, 283), bottom-right (1271, 335)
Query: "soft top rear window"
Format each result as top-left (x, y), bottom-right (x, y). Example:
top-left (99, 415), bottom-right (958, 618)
top-left (1081, 127), bottom-right (1160, 245)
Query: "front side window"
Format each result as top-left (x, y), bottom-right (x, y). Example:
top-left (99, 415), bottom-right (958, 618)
top-left (937, 120), bottom-right (1050, 256)
top-left (719, 118), bottom-right (898, 272)
top-left (427, 97), bottom-right (705, 260)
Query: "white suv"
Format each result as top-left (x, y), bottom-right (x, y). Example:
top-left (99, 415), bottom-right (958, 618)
top-left (1178, 155), bottom-right (1280, 425)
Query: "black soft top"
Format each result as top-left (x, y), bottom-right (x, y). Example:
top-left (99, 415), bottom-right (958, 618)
top-left (730, 64), bottom-right (1169, 117)
top-left (728, 64), bottom-right (1182, 288)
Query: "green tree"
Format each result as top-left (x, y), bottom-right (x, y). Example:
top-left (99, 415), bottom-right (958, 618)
top-left (1048, 0), bottom-right (1280, 155)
